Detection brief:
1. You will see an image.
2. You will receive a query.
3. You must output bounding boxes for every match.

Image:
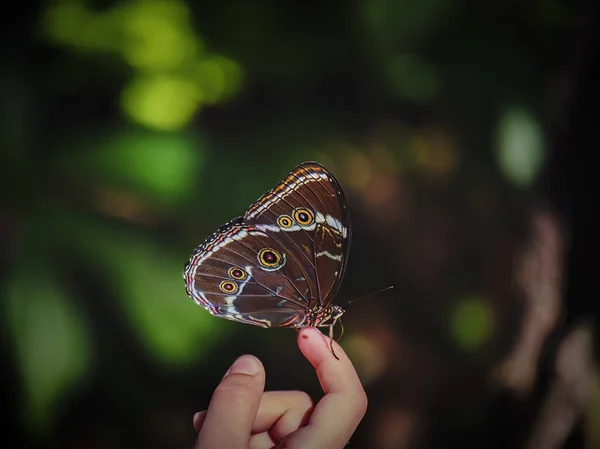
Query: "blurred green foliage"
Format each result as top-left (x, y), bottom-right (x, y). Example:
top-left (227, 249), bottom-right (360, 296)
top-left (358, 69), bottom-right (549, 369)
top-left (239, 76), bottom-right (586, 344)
top-left (6, 260), bottom-right (89, 434)
top-left (57, 129), bottom-right (205, 203)
top-left (0, 0), bottom-right (587, 447)
top-left (40, 0), bottom-right (243, 130)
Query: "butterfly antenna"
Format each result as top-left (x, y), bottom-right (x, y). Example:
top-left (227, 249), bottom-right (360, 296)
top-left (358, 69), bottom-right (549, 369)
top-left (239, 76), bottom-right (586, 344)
top-left (342, 285), bottom-right (394, 308)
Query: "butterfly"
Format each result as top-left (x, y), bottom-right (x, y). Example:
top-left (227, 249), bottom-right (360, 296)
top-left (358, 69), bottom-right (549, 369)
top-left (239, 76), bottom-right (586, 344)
top-left (183, 161), bottom-right (351, 359)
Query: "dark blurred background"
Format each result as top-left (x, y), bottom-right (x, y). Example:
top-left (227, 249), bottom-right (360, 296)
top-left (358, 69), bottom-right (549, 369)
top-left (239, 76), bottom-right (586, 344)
top-left (1, 0), bottom-right (599, 448)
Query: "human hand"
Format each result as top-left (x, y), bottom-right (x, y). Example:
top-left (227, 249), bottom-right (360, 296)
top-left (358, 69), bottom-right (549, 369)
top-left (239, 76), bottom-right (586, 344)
top-left (191, 327), bottom-right (368, 449)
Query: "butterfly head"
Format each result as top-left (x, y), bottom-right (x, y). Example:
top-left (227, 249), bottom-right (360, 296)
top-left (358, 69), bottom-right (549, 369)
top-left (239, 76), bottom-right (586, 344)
top-left (308, 304), bottom-right (346, 360)
top-left (308, 304), bottom-right (345, 328)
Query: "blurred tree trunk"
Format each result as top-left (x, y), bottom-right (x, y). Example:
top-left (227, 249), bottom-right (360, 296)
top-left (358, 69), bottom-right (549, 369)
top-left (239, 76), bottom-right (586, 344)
top-left (532, 1), bottom-right (600, 446)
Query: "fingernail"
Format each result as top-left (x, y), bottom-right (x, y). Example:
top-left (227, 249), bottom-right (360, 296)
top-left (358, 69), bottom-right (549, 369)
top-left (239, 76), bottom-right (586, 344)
top-left (225, 355), bottom-right (260, 376)
top-left (193, 412), bottom-right (200, 422)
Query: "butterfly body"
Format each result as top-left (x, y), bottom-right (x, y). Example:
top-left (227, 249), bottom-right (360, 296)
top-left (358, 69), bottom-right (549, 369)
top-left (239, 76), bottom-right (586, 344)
top-left (183, 162), bottom-right (351, 354)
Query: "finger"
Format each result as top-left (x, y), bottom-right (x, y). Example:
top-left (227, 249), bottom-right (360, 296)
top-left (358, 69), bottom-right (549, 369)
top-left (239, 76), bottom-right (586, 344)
top-left (193, 411), bottom-right (206, 432)
top-left (280, 328), bottom-right (367, 449)
top-left (252, 391), bottom-right (314, 440)
top-left (195, 355), bottom-right (265, 449)
top-left (195, 391), bottom-right (314, 444)
top-left (249, 432), bottom-right (277, 449)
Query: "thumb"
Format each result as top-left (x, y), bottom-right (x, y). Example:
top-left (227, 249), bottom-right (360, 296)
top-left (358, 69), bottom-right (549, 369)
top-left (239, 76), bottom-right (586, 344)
top-left (195, 355), bottom-right (266, 449)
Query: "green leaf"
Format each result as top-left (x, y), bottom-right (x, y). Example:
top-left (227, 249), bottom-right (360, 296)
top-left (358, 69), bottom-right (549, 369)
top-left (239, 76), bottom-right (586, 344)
top-left (4, 262), bottom-right (90, 435)
top-left (57, 129), bottom-right (205, 204)
top-left (66, 213), bottom-right (222, 365)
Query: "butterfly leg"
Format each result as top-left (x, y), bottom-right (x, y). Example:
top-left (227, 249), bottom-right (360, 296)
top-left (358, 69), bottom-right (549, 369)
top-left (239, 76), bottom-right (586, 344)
top-left (336, 318), bottom-right (345, 342)
top-left (328, 323), bottom-right (340, 360)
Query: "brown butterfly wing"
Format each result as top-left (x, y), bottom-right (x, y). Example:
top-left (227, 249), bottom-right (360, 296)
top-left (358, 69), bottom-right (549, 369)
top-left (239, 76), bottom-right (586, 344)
top-left (183, 161), bottom-right (351, 329)
top-left (184, 219), bottom-right (312, 328)
top-left (243, 161), bottom-right (351, 309)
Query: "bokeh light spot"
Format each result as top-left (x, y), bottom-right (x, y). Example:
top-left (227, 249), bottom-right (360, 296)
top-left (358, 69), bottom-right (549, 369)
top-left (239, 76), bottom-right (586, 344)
top-left (96, 130), bottom-right (204, 201)
top-left (57, 129), bottom-right (205, 204)
top-left (450, 296), bottom-right (495, 351)
top-left (196, 56), bottom-right (244, 104)
top-left (387, 53), bottom-right (439, 101)
top-left (42, 0), bottom-right (91, 48)
top-left (346, 151), bottom-right (373, 192)
top-left (122, 74), bottom-right (202, 131)
top-left (496, 107), bottom-right (545, 188)
top-left (414, 126), bottom-right (459, 175)
top-left (119, 0), bottom-right (198, 70)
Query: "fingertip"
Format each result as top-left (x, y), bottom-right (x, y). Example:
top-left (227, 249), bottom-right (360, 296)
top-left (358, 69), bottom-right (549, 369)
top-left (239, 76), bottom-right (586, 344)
top-left (297, 327), bottom-right (365, 398)
top-left (297, 327), bottom-right (325, 346)
top-left (225, 354), bottom-right (263, 377)
top-left (196, 354), bottom-right (266, 448)
top-left (297, 327), bottom-right (345, 363)
top-left (193, 411), bottom-right (206, 431)
top-left (297, 327), bottom-right (318, 341)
